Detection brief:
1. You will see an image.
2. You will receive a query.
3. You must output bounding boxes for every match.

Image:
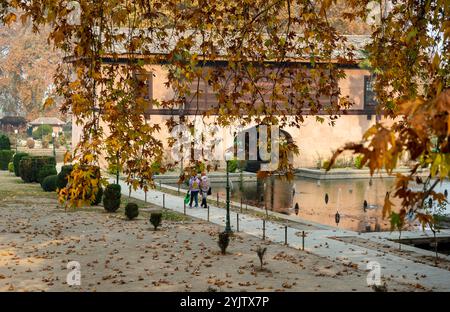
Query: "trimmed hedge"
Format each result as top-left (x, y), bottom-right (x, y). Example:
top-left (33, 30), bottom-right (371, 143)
top-left (37, 164), bottom-right (57, 184)
top-left (103, 184), bottom-right (121, 212)
top-left (125, 203), bottom-right (139, 220)
top-left (13, 152), bottom-right (28, 177)
top-left (19, 156), bottom-right (56, 183)
top-left (42, 175), bottom-right (58, 192)
top-left (0, 150), bottom-right (14, 170)
top-left (0, 134), bottom-right (11, 150)
top-left (57, 165), bottom-right (73, 189)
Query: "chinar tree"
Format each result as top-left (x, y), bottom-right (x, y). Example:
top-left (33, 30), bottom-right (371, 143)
top-left (0, 0), bottom-right (448, 237)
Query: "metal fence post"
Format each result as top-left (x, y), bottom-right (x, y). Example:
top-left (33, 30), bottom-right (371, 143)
top-left (183, 201), bottom-right (186, 215)
top-left (240, 197), bottom-right (243, 213)
top-left (207, 205), bottom-right (210, 222)
top-left (262, 219), bottom-right (266, 240)
top-left (237, 213), bottom-right (239, 232)
top-left (284, 226), bottom-right (288, 245)
top-left (302, 231), bottom-right (305, 251)
top-left (217, 193), bottom-right (219, 206)
top-left (163, 193), bottom-right (165, 209)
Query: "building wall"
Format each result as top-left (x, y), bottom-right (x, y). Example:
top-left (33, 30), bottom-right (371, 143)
top-left (72, 65), bottom-right (387, 169)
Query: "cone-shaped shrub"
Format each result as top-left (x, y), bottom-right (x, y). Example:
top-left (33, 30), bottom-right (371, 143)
top-left (150, 212), bottom-right (162, 230)
top-left (125, 203), bottom-right (139, 220)
top-left (218, 231), bottom-right (230, 255)
top-left (8, 162), bottom-right (14, 173)
top-left (103, 184), bottom-right (121, 212)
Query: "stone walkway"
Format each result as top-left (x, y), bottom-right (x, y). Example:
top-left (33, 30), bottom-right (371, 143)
top-left (115, 178), bottom-right (450, 291)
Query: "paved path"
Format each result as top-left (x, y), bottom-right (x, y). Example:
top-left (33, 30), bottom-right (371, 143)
top-left (114, 178), bottom-right (450, 291)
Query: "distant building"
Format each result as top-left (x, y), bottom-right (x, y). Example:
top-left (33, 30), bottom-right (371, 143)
top-left (70, 34), bottom-right (389, 169)
top-left (0, 116), bottom-right (27, 133)
top-left (29, 117), bottom-right (65, 134)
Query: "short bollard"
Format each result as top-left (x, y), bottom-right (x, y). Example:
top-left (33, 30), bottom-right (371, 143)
top-left (301, 231), bottom-right (305, 251)
top-left (145, 191), bottom-right (147, 203)
top-left (236, 213), bottom-right (239, 232)
top-left (262, 219), bottom-right (266, 240)
top-left (240, 198), bottom-right (243, 213)
top-left (284, 226), bottom-right (288, 245)
top-left (177, 185), bottom-right (180, 195)
top-left (163, 193), bottom-right (165, 209)
top-left (207, 205), bottom-right (210, 222)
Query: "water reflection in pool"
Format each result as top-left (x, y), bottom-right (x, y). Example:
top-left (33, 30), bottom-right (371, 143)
top-left (174, 176), bottom-right (450, 233)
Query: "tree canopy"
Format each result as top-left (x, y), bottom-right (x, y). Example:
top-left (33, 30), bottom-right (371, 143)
top-left (0, 0), bottom-right (448, 233)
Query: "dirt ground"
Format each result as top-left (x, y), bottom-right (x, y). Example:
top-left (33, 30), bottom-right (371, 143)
top-left (0, 171), bottom-right (419, 292)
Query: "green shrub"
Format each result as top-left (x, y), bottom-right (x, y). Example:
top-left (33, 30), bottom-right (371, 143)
top-left (42, 175), bottom-right (58, 192)
top-left (0, 150), bottom-right (14, 170)
top-left (218, 231), bottom-right (230, 254)
top-left (103, 184), bottom-right (121, 212)
top-left (19, 157), bottom-right (33, 182)
top-left (354, 155), bottom-right (364, 169)
top-left (125, 203), bottom-right (139, 220)
top-left (8, 162), bottom-right (14, 173)
top-left (37, 164), bottom-right (57, 184)
top-left (0, 134), bottom-right (11, 150)
top-left (13, 152), bottom-right (28, 177)
top-left (150, 212), bottom-right (162, 230)
top-left (19, 156), bottom-right (56, 183)
top-left (32, 124), bottom-right (52, 140)
top-left (57, 165), bottom-right (73, 189)
top-left (227, 159), bottom-right (239, 173)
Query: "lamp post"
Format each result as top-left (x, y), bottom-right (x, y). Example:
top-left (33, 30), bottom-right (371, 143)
top-left (14, 129), bottom-right (18, 153)
top-left (225, 151), bottom-right (233, 234)
top-left (52, 132), bottom-right (56, 158)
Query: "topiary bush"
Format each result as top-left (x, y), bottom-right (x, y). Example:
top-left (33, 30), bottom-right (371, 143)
top-left (57, 165), bottom-right (73, 189)
top-left (125, 203), bottom-right (139, 220)
top-left (41, 139), bottom-right (49, 149)
top-left (8, 162), bottom-right (14, 173)
top-left (218, 231), bottom-right (230, 255)
top-left (0, 134), bottom-right (11, 150)
top-left (103, 184), bottom-right (121, 212)
top-left (150, 212), bottom-right (162, 230)
top-left (26, 138), bottom-right (35, 149)
top-left (37, 164), bottom-right (57, 184)
top-left (0, 150), bottom-right (14, 170)
top-left (19, 156), bottom-right (56, 183)
top-left (42, 175), bottom-right (58, 192)
top-left (13, 152), bottom-right (28, 177)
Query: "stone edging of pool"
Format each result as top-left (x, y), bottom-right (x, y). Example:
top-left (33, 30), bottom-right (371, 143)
top-left (296, 167), bottom-right (430, 180)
